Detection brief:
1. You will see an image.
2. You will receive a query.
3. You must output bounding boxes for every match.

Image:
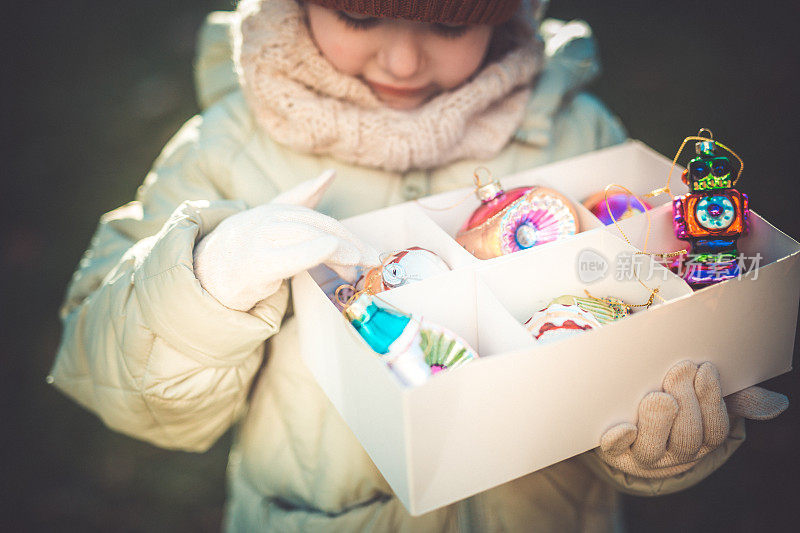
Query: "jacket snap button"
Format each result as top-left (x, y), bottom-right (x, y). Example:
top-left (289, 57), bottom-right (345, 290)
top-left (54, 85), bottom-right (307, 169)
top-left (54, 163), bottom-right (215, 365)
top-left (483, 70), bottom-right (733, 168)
top-left (402, 182), bottom-right (427, 200)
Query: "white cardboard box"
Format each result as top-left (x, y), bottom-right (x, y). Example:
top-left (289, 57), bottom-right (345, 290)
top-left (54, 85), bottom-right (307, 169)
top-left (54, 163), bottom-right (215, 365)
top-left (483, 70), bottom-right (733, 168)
top-left (291, 140), bottom-right (800, 516)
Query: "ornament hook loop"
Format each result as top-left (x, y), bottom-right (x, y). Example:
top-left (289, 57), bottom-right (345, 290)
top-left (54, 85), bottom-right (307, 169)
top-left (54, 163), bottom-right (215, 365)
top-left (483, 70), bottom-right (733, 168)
top-left (472, 166), bottom-right (503, 202)
top-left (473, 166), bottom-right (494, 188)
top-left (334, 284), bottom-right (358, 309)
top-left (697, 128), bottom-right (714, 139)
top-left (695, 128), bottom-right (716, 155)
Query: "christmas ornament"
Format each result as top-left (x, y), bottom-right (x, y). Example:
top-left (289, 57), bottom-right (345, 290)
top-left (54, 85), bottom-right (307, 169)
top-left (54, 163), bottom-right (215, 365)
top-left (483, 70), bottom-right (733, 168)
top-left (670, 130), bottom-right (749, 286)
top-left (360, 247), bottom-right (450, 294)
top-left (420, 325), bottom-right (477, 375)
top-left (524, 293), bottom-right (632, 343)
top-left (525, 304), bottom-right (602, 343)
top-left (456, 168), bottom-right (579, 259)
top-left (583, 190), bottom-right (651, 225)
top-left (342, 291), bottom-right (478, 385)
top-left (549, 294), bottom-right (632, 323)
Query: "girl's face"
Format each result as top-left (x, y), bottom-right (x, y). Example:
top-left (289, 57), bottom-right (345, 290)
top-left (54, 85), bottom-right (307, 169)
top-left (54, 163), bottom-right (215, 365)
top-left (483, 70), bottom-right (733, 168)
top-left (306, 4), bottom-right (494, 110)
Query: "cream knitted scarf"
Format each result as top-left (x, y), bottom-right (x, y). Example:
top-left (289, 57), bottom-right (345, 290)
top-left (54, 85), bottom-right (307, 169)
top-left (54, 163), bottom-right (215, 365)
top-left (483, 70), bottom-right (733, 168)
top-left (235, 0), bottom-right (543, 172)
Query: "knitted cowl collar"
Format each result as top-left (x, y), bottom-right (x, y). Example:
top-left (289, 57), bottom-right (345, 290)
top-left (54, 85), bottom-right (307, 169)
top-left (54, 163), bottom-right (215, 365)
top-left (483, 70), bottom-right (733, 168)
top-left (235, 0), bottom-right (543, 173)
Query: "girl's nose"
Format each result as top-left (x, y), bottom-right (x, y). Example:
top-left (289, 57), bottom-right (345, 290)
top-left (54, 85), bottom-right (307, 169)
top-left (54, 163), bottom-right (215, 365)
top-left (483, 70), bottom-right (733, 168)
top-left (377, 30), bottom-right (425, 80)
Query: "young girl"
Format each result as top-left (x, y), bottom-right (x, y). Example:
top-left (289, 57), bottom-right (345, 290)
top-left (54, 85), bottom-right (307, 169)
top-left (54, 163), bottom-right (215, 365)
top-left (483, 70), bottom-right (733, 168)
top-left (49, 0), bottom-right (786, 530)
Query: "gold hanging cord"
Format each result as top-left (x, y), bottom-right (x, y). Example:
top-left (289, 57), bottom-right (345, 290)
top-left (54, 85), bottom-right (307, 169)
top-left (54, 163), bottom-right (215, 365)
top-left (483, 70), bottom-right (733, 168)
top-left (583, 288), bottom-right (659, 310)
top-left (602, 183), bottom-right (687, 260)
top-left (644, 128), bottom-right (744, 199)
top-left (599, 182), bottom-right (680, 305)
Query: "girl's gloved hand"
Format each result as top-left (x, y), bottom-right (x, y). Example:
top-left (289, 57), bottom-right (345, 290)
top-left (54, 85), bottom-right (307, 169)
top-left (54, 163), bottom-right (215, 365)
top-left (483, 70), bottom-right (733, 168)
top-left (194, 170), bottom-right (380, 311)
top-left (597, 360), bottom-right (788, 479)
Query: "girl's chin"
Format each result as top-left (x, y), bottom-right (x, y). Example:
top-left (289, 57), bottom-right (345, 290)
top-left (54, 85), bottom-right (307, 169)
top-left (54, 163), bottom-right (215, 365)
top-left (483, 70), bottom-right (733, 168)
top-left (378, 93), bottom-right (433, 111)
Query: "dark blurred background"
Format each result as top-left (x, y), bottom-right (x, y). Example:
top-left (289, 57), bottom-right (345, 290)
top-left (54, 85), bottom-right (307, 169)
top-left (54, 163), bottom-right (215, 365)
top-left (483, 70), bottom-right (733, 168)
top-left (4, 0), bottom-right (798, 530)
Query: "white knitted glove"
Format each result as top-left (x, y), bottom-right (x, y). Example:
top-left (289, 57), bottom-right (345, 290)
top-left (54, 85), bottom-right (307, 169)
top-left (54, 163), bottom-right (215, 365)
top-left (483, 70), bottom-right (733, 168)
top-left (597, 360), bottom-right (788, 479)
top-left (194, 170), bottom-right (380, 311)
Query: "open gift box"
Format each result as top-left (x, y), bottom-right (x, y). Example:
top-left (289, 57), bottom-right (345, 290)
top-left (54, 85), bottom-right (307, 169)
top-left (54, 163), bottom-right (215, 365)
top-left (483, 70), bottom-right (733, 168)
top-left (291, 140), bottom-right (800, 516)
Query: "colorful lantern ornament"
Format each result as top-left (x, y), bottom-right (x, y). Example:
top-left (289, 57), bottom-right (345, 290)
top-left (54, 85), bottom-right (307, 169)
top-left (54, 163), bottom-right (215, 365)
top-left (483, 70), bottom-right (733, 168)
top-left (456, 167), bottom-right (579, 259)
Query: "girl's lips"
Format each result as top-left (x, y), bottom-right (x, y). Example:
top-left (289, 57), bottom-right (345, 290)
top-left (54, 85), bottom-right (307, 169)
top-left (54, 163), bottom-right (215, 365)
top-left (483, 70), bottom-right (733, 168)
top-left (365, 79), bottom-right (432, 98)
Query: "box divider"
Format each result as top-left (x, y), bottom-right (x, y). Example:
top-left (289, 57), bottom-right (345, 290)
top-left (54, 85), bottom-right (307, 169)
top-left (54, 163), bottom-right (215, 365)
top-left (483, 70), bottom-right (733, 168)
top-left (474, 277), bottom-right (538, 356)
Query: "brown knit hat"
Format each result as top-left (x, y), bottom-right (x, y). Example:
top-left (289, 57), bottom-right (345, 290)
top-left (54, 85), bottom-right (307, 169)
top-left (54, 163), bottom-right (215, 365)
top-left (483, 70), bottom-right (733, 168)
top-left (304, 0), bottom-right (523, 25)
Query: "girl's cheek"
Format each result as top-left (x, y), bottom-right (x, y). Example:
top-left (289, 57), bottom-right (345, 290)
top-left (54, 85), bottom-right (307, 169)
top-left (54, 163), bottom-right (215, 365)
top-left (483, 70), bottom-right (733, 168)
top-left (309, 28), bottom-right (368, 76)
top-left (320, 36), bottom-right (372, 76)
top-left (432, 34), bottom-right (492, 89)
top-left (306, 5), bottom-right (374, 77)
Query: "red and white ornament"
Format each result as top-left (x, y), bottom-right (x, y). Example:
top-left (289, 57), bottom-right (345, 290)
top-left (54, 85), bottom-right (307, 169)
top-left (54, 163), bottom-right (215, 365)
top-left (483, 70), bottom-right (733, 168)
top-left (524, 303), bottom-right (603, 344)
top-left (359, 246), bottom-right (451, 294)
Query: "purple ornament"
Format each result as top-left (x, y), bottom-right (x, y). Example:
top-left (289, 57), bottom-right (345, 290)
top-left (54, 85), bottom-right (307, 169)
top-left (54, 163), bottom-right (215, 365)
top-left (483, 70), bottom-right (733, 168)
top-left (584, 192), bottom-right (651, 225)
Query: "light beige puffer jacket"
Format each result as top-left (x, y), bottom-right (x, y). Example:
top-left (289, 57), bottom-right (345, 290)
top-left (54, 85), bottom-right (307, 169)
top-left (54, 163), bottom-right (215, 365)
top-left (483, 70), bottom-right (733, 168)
top-left (49, 7), bottom-right (745, 532)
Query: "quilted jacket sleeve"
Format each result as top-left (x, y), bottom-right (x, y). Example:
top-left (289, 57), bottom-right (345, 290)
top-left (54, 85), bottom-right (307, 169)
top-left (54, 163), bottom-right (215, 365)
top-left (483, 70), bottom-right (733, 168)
top-left (48, 110), bottom-right (288, 452)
